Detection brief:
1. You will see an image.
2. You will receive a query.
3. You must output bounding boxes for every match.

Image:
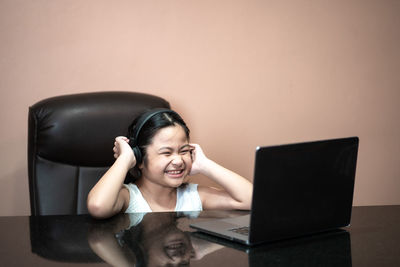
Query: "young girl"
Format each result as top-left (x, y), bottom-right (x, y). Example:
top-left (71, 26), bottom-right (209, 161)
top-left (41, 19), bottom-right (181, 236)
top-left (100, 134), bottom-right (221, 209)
top-left (87, 109), bottom-right (253, 219)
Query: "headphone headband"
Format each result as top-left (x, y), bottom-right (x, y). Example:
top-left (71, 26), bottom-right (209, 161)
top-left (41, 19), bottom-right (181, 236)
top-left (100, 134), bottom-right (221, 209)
top-left (132, 108), bottom-right (178, 146)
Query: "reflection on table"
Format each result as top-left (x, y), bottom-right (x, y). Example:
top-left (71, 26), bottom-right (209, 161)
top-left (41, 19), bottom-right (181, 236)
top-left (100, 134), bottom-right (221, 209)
top-left (0, 206), bottom-right (399, 266)
top-left (88, 211), bottom-right (227, 266)
top-left (29, 210), bottom-right (351, 266)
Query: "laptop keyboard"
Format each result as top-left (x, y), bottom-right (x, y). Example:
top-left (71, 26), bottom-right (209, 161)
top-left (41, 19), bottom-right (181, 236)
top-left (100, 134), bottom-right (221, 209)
top-left (229, 226), bottom-right (249, 236)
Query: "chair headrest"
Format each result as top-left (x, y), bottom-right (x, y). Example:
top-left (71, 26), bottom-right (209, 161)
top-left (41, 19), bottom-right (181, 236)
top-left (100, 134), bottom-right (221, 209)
top-left (28, 91), bottom-right (170, 167)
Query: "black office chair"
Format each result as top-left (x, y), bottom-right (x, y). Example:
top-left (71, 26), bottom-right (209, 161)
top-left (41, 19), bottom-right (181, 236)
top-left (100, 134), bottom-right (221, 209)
top-left (28, 91), bottom-right (170, 216)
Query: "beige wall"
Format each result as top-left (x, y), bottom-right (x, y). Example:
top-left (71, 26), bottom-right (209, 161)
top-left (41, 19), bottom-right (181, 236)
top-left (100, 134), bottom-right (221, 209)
top-left (1, 0), bottom-right (399, 216)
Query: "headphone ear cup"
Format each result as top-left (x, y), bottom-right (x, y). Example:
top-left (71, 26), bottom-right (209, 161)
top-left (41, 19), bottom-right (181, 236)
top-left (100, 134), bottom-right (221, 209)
top-left (132, 146), bottom-right (142, 165)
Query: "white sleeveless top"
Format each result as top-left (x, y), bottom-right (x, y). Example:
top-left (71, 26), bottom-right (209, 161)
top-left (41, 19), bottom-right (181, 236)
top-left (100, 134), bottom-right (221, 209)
top-left (123, 183), bottom-right (203, 213)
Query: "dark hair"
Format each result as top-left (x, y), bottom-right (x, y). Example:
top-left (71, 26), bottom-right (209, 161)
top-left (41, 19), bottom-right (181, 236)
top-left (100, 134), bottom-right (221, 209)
top-left (126, 110), bottom-right (190, 180)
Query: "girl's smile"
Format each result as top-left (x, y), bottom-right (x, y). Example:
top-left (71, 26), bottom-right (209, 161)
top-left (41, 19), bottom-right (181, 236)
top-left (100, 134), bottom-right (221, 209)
top-left (165, 169), bottom-right (185, 178)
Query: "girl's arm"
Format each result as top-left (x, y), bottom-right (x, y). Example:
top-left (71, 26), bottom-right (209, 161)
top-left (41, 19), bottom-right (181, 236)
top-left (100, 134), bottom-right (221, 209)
top-left (88, 214), bottom-right (136, 265)
top-left (190, 144), bottom-right (253, 210)
top-left (87, 137), bottom-right (135, 219)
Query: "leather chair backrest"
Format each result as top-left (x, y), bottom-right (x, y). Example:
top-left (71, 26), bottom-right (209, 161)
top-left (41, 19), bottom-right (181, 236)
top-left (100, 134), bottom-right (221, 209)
top-left (28, 91), bottom-right (170, 215)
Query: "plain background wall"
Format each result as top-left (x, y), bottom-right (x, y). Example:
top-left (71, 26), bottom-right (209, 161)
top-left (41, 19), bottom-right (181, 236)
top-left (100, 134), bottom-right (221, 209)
top-left (0, 0), bottom-right (399, 216)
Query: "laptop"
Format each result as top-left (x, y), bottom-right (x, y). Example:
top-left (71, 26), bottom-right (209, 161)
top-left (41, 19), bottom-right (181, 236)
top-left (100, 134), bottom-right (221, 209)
top-left (190, 137), bottom-right (359, 246)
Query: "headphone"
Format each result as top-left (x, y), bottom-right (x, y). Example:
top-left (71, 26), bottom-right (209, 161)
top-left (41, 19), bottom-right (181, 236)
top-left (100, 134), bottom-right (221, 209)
top-left (130, 108), bottom-right (179, 164)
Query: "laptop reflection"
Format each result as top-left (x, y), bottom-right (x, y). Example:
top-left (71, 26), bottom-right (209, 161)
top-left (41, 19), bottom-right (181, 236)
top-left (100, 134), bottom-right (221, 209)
top-left (192, 230), bottom-right (352, 267)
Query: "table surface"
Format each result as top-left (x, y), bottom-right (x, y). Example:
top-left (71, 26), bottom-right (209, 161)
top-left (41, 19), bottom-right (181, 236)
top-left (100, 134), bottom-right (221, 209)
top-left (1, 205), bottom-right (399, 267)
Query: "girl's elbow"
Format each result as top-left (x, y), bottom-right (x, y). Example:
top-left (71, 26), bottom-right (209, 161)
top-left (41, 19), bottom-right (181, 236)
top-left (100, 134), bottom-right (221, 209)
top-left (238, 202), bottom-right (252, 210)
top-left (230, 199), bottom-right (252, 210)
top-left (87, 197), bottom-right (113, 219)
top-left (238, 196), bottom-right (252, 210)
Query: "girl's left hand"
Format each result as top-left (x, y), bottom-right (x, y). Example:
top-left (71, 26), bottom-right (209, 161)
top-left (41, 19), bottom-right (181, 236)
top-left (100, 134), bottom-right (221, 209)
top-left (189, 144), bottom-right (209, 176)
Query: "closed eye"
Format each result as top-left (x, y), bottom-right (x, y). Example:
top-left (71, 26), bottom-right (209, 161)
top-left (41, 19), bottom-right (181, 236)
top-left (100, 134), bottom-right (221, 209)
top-left (179, 150), bottom-right (190, 155)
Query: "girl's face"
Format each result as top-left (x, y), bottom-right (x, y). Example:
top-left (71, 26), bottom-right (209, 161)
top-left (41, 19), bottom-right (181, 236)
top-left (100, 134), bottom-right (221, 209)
top-left (142, 214), bottom-right (194, 266)
top-left (145, 223), bottom-right (194, 266)
top-left (140, 124), bottom-right (192, 188)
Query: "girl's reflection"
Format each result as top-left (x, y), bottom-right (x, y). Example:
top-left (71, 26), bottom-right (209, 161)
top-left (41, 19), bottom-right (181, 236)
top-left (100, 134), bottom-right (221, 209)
top-left (88, 212), bottom-right (222, 266)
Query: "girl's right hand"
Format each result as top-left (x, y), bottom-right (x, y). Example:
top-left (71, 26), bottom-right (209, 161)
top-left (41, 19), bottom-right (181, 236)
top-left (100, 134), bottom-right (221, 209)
top-left (113, 136), bottom-right (136, 169)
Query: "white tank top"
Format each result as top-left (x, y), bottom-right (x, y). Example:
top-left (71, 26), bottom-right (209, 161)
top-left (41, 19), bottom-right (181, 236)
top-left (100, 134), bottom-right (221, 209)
top-left (123, 183), bottom-right (203, 213)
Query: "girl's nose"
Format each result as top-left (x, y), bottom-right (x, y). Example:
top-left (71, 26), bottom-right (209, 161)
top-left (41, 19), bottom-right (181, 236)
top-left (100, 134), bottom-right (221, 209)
top-left (171, 155), bottom-right (184, 166)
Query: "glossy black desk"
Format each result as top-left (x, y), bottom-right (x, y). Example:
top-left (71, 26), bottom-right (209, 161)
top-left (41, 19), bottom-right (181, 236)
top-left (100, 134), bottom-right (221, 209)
top-left (1, 206), bottom-right (399, 266)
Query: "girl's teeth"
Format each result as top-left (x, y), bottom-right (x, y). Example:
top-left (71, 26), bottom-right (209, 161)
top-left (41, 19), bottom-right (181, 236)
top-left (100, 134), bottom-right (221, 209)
top-left (167, 170), bottom-right (182, 174)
